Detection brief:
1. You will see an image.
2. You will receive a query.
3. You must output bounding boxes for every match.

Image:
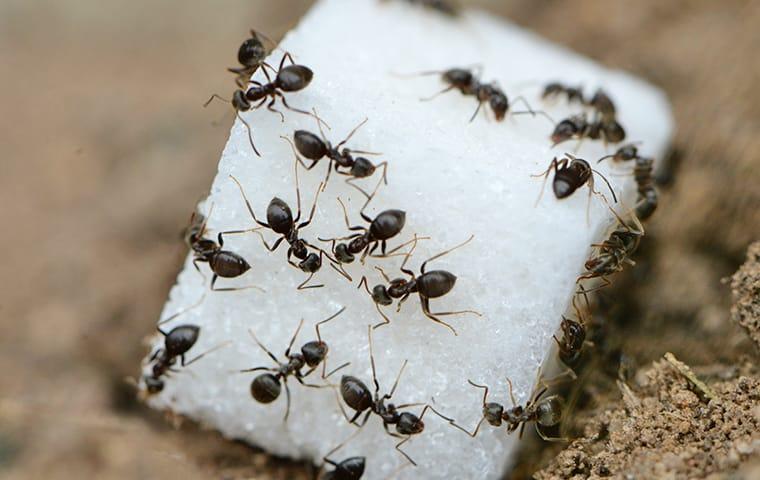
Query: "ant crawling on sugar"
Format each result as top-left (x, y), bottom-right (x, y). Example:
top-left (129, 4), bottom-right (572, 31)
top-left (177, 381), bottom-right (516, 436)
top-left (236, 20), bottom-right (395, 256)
top-left (240, 308), bottom-right (350, 422)
top-left (597, 143), bottom-right (658, 220)
top-left (320, 456), bottom-right (366, 480)
top-left (337, 326), bottom-right (456, 466)
top-left (229, 158), bottom-right (336, 290)
top-left (141, 294), bottom-right (229, 395)
top-left (412, 66), bottom-right (554, 124)
top-left (228, 29), bottom-right (276, 87)
top-left (445, 370), bottom-right (566, 442)
top-left (542, 82), bottom-right (585, 105)
top-left (283, 111), bottom-right (388, 195)
top-left (358, 234), bottom-right (481, 336)
top-left (553, 286), bottom-right (593, 375)
top-left (205, 52), bottom-right (321, 156)
top-left (577, 207), bottom-right (645, 291)
top-left (188, 204), bottom-right (264, 293)
top-left (549, 113), bottom-right (626, 147)
top-left (532, 153), bottom-right (618, 220)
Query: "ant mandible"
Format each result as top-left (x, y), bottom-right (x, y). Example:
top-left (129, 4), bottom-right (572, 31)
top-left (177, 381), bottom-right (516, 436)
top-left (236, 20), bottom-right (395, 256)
top-left (239, 308), bottom-right (349, 422)
top-left (337, 326), bottom-right (455, 466)
top-left (358, 234), bottom-right (481, 335)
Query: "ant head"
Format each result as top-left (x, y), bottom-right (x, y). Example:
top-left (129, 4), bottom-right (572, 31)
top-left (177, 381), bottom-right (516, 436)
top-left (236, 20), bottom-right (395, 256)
top-left (369, 209), bottom-right (406, 241)
top-left (350, 157), bottom-right (376, 178)
top-left (267, 197), bottom-right (294, 235)
top-left (397, 411), bottom-right (425, 435)
top-left (143, 375), bottom-right (165, 394)
top-left (276, 64), bottom-right (313, 92)
top-left (301, 341), bottom-right (328, 367)
top-left (484, 401), bottom-right (504, 426)
top-left (250, 373), bottom-right (281, 403)
top-left (232, 89), bottom-right (252, 111)
top-left (237, 34), bottom-right (267, 67)
top-left (536, 396), bottom-right (563, 427)
top-left (334, 243), bottom-right (355, 263)
top-left (489, 91), bottom-right (508, 121)
top-left (340, 376), bottom-right (373, 412)
top-left (603, 119), bottom-right (626, 143)
top-left (299, 252), bottom-right (322, 273)
top-left (164, 325), bottom-right (200, 357)
top-left (294, 130), bottom-right (328, 160)
top-left (192, 238), bottom-right (218, 257)
top-left (371, 284), bottom-right (393, 306)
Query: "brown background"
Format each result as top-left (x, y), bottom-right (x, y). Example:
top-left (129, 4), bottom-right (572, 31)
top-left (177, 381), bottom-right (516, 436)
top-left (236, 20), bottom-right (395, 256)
top-left (1, 0), bottom-right (758, 478)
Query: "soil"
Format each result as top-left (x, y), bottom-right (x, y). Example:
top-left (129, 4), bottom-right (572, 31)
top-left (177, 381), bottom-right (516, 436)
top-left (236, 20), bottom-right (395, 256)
top-left (1, 1), bottom-right (758, 479)
top-left (731, 242), bottom-right (760, 351)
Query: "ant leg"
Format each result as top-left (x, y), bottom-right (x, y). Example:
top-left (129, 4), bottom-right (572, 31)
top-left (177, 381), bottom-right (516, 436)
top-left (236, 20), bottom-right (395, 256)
top-left (388, 359), bottom-right (409, 399)
top-left (399, 236), bottom-right (422, 278)
top-left (323, 422), bottom-right (367, 467)
top-left (282, 380), bottom-right (292, 423)
top-left (536, 424), bottom-right (568, 443)
top-left (531, 157), bottom-right (565, 206)
top-left (469, 101), bottom-right (484, 123)
top-left (203, 93), bottom-right (230, 108)
top-left (420, 234), bottom-right (474, 274)
top-left (297, 272), bottom-right (324, 290)
top-left (371, 302), bottom-right (392, 329)
top-left (279, 51), bottom-right (296, 68)
top-left (367, 325), bottom-right (381, 394)
top-left (297, 178), bottom-right (323, 230)
top-left (236, 112), bottom-right (261, 157)
top-left (590, 167), bottom-right (619, 203)
top-left (373, 234), bottom-right (430, 259)
top-left (284, 319), bottom-right (305, 357)
top-left (279, 95), bottom-right (315, 117)
top-left (394, 436), bottom-right (417, 467)
top-left (395, 292), bottom-right (412, 313)
top-left (576, 276), bottom-right (611, 293)
top-left (335, 198), bottom-right (367, 233)
top-left (192, 259), bottom-right (208, 284)
top-left (374, 265), bottom-right (392, 283)
top-left (420, 84), bottom-right (456, 102)
top-left (336, 117), bottom-right (369, 149)
top-left (328, 261), bottom-right (353, 282)
top-left (157, 292), bottom-right (207, 326)
top-left (420, 297), bottom-right (461, 336)
top-left (246, 328), bottom-right (280, 365)
top-left (321, 361), bottom-right (351, 380)
top-left (315, 306), bottom-right (345, 343)
top-left (506, 377), bottom-right (518, 407)
top-left (229, 175), bottom-right (270, 228)
top-left (182, 340), bottom-right (232, 367)
top-left (280, 135), bottom-right (320, 170)
top-left (267, 96), bottom-right (285, 122)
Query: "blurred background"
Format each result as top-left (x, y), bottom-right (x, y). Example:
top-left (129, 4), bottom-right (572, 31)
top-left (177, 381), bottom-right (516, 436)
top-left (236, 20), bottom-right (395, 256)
top-left (0, 0), bottom-right (758, 478)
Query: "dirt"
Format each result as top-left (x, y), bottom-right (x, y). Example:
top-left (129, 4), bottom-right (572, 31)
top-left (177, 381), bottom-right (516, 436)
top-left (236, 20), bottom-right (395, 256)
top-left (731, 242), bottom-right (760, 351)
top-left (1, 1), bottom-right (759, 479)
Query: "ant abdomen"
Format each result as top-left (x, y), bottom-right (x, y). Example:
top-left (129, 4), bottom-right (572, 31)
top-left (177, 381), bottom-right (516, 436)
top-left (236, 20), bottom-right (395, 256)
top-left (208, 251), bottom-right (251, 278)
top-left (369, 210), bottom-right (406, 240)
top-left (251, 373), bottom-right (282, 403)
top-left (536, 397), bottom-right (563, 427)
top-left (294, 130), bottom-right (328, 159)
top-left (277, 64), bottom-right (314, 91)
top-left (301, 341), bottom-right (327, 367)
top-left (266, 197), bottom-right (295, 234)
top-left (396, 412), bottom-right (424, 435)
top-left (340, 376), bottom-right (373, 412)
top-left (416, 270), bottom-right (457, 298)
top-left (165, 325), bottom-right (200, 357)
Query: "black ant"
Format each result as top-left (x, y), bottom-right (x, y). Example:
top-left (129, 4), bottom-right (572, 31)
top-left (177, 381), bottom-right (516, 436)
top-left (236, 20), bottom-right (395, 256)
top-left (553, 287), bottom-right (592, 373)
top-left (358, 234), bottom-right (481, 335)
top-left (240, 308), bottom-right (349, 422)
top-left (446, 373), bottom-right (565, 442)
top-left (541, 82), bottom-right (585, 105)
top-left (532, 153), bottom-right (618, 219)
top-left (229, 160), bottom-right (334, 290)
top-left (205, 53), bottom-right (320, 156)
top-left (284, 114), bottom-right (388, 195)
top-left (142, 295), bottom-right (228, 395)
top-left (189, 205), bottom-right (263, 292)
top-left (550, 113), bottom-right (626, 146)
top-left (337, 326), bottom-right (455, 466)
top-left (587, 88), bottom-right (616, 119)
top-left (320, 456), bottom-right (366, 480)
top-left (598, 144), bottom-right (658, 220)
top-left (419, 67), bottom-right (553, 124)
top-left (578, 209), bottom-right (644, 290)
top-left (228, 29), bottom-right (275, 87)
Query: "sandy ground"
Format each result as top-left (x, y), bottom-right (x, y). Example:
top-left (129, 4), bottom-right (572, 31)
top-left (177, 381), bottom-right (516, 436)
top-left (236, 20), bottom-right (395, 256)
top-left (1, 1), bottom-right (758, 479)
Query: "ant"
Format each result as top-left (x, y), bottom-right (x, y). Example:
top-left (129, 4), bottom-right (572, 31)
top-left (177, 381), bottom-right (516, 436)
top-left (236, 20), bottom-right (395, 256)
top-left (541, 82), bottom-right (585, 105)
top-left (228, 29), bottom-right (275, 87)
top-left (188, 205), bottom-right (263, 292)
top-left (320, 457), bottom-right (366, 480)
top-left (553, 287), bottom-right (592, 373)
top-left (337, 326), bottom-right (455, 466)
top-left (358, 234), bottom-right (481, 335)
top-left (229, 159), bottom-right (334, 290)
top-left (550, 113), bottom-right (626, 146)
top-left (285, 113), bottom-right (388, 195)
top-left (587, 88), bottom-right (616, 119)
top-left (206, 52), bottom-right (320, 156)
top-left (598, 144), bottom-right (658, 220)
top-left (577, 209), bottom-right (645, 290)
top-left (419, 67), bottom-right (553, 124)
top-left (532, 153), bottom-right (618, 219)
top-left (142, 295), bottom-right (228, 395)
top-left (240, 308), bottom-right (349, 422)
top-left (446, 373), bottom-right (565, 442)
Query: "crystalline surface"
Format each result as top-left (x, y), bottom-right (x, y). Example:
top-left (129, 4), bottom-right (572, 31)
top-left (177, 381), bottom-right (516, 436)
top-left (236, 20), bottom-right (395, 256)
top-left (142, 1), bottom-right (673, 478)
